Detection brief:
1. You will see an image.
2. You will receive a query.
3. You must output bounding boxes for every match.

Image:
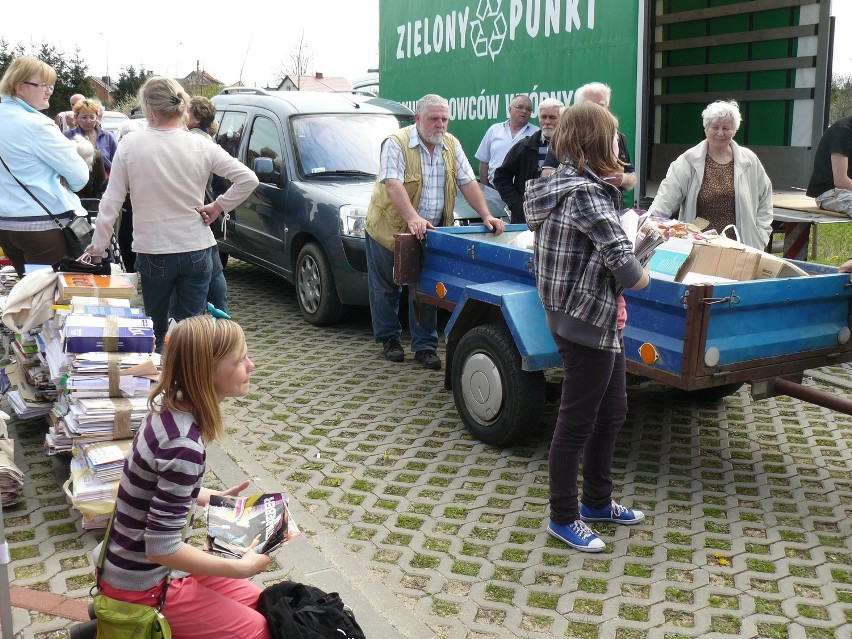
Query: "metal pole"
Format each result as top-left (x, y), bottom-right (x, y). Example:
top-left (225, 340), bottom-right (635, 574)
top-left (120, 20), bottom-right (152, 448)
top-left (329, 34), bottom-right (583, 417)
top-left (773, 378), bottom-right (852, 415)
top-left (0, 497), bottom-right (14, 639)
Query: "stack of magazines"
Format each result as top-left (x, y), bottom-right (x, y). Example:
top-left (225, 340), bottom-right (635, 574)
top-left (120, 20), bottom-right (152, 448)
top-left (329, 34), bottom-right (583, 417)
top-left (77, 440), bottom-right (132, 483)
top-left (619, 209), bottom-right (665, 266)
top-left (206, 493), bottom-right (300, 558)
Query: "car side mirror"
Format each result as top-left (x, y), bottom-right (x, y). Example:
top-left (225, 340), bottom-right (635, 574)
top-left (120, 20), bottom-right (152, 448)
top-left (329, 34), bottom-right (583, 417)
top-left (253, 156), bottom-right (282, 186)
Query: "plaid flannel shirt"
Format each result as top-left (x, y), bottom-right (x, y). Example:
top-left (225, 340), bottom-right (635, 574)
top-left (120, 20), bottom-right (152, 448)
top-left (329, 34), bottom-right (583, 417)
top-left (524, 159), bottom-right (641, 351)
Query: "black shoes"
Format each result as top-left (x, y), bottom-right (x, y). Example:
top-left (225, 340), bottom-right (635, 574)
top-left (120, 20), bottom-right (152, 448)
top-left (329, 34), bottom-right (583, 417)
top-left (382, 339), bottom-right (441, 370)
top-left (382, 336), bottom-right (404, 362)
top-left (414, 349), bottom-right (442, 370)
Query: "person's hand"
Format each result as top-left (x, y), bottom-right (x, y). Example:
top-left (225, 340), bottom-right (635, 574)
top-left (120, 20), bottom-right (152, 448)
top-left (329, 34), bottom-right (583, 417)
top-left (407, 216), bottom-right (435, 240)
top-left (540, 167), bottom-right (555, 178)
top-left (80, 246), bottom-right (102, 264)
top-left (839, 258), bottom-right (852, 274)
top-left (218, 480), bottom-right (250, 498)
top-left (483, 216), bottom-right (505, 236)
top-left (196, 201), bottom-right (224, 226)
top-left (236, 546), bottom-right (272, 577)
top-left (602, 173), bottom-right (624, 188)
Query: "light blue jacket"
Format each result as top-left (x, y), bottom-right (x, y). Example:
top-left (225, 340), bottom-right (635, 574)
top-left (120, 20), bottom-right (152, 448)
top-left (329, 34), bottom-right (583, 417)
top-left (0, 97), bottom-right (89, 220)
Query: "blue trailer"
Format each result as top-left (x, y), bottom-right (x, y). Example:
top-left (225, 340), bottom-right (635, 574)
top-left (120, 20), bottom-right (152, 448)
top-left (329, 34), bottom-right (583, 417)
top-left (395, 225), bottom-right (852, 446)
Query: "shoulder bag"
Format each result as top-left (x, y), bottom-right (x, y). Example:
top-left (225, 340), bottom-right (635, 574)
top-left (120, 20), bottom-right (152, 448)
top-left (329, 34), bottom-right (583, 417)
top-left (0, 154), bottom-right (94, 259)
top-left (90, 505), bottom-right (192, 639)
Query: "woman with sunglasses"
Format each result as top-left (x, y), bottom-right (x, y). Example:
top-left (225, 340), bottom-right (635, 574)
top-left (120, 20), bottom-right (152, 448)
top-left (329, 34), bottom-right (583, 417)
top-left (64, 97), bottom-right (118, 175)
top-left (0, 56), bottom-right (89, 275)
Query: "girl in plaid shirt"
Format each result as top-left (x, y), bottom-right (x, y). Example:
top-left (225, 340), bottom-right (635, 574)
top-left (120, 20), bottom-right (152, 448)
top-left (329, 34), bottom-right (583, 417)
top-left (525, 102), bottom-right (649, 552)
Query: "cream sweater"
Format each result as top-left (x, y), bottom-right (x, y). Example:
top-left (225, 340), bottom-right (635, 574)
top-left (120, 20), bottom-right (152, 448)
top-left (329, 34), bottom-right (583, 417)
top-left (93, 128), bottom-right (258, 254)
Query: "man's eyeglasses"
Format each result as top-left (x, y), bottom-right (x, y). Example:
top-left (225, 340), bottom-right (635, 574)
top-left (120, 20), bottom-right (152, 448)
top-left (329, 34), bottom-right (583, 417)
top-left (23, 81), bottom-right (54, 92)
top-left (511, 105), bottom-right (532, 112)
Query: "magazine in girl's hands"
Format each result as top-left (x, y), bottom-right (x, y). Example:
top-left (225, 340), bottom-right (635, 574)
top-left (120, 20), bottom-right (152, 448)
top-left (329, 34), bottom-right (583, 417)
top-left (206, 493), bottom-right (300, 558)
top-left (619, 209), bottom-right (665, 266)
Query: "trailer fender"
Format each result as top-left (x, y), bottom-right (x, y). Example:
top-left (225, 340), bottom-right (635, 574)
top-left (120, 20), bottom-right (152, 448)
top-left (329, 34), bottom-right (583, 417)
top-left (444, 281), bottom-right (561, 375)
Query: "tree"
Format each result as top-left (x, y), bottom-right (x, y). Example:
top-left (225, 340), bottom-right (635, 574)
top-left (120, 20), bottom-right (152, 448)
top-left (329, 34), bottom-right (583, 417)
top-left (830, 74), bottom-right (852, 124)
top-left (275, 32), bottom-right (313, 89)
top-left (0, 39), bottom-right (92, 118)
top-left (113, 66), bottom-right (148, 106)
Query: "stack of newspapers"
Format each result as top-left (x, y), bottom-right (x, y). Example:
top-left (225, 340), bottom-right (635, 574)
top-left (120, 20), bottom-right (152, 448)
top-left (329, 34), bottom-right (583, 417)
top-left (619, 209), bottom-right (665, 266)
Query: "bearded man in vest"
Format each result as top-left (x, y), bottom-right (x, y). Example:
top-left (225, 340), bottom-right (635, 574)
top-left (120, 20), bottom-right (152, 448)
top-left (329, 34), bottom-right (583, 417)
top-left (365, 94), bottom-right (505, 370)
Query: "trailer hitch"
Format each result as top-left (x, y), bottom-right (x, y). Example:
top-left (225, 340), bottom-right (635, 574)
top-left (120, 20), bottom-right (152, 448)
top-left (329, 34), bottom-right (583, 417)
top-left (754, 377), bottom-right (852, 416)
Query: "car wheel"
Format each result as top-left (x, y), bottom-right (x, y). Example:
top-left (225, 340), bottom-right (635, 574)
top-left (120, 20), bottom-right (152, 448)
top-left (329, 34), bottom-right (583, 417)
top-left (295, 243), bottom-right (344, 326)
top-left (451, 323), bottom-right (545, 447)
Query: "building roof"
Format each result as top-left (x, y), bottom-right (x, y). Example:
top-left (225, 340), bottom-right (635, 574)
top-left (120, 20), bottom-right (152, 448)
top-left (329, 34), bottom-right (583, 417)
top-left (278, 73), bottom-right (352, 92)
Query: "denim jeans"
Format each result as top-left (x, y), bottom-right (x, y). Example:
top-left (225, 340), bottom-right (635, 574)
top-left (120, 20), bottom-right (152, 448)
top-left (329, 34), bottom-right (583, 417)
top-left (365, 233), bottom-right (437, 352)
top-left (137, 248), bottom-right (212, 351)
top-left (168, 246), bottom-right (227, 317)
top-left (549, 332), bottom-right (627, 524)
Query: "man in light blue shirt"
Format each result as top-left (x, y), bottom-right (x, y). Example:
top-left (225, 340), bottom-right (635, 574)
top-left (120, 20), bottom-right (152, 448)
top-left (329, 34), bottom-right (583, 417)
top-left (475, 94), bottom-right (538, 187)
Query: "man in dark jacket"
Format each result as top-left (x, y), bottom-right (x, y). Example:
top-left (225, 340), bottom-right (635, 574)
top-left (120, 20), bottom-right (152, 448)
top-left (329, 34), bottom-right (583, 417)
top-left (493, 98), bottom-right (563, 223)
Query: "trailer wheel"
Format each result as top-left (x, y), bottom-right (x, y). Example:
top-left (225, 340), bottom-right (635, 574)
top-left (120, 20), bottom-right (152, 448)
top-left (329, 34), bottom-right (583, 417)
top-left (683, 383), bottom-right (743, 403)
top-left (452, 323), bottom-right (545, 447)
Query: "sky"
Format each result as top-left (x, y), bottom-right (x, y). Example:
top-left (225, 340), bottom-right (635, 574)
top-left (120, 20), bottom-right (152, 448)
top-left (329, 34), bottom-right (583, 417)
top-left (1, 1), bottom-right (850, 88)
top-left (1, 1), bottom-right (381, 88)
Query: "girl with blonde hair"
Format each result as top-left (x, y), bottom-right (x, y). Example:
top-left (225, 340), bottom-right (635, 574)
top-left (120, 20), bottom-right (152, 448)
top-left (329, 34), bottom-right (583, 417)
top-left (99, 316), bottom-right (272, 638)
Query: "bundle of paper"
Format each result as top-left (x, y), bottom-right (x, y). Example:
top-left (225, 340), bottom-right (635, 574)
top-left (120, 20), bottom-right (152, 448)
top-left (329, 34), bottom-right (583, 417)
top-left (0, 422), bottom-right (24, 506)
top-left (45, 424), bottom-right (73, 456)
top-left (77, 440), bottom-right (132, 482)
top-left (206, 493), bottom-right (300, 558)
top-left (66, 455), bottom-right (117, 529)
top-left (64, 396), bottom-right (149, 442)
top-left (57, 273), bottom-right (136, 302)
top-left (63, 315), bottom-right (155, 354)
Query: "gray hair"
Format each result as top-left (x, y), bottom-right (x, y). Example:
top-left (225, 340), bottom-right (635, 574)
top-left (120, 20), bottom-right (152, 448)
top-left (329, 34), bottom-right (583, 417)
top-left (538, 98), bottom-right (564, 111)
top-left (416, 94), bottom-right (449, 117)
top-left (69, 135), bottom-right (95, 170)
top-left (702, 100), bottom-right (741, 132)
top-left (575, 82), bottom-right (612, 107)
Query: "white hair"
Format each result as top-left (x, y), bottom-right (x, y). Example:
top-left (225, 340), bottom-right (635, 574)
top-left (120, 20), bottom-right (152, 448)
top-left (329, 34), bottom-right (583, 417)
top-left (575, 82), bottom-right (612, 107)
top-left (118, 119), bottom-right (146, 140)
top-left (69, 135), bottom-right (94, 170)
top-left (538, 98), bottom-right (564, 111)
top-left (702, 100), bottom-right (741, 132)
top-left (416, 94), bottom-right (449, 117)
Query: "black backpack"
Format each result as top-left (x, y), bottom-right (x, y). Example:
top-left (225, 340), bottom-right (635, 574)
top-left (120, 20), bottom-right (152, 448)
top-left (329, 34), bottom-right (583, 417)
top-left (258, 581), bottom-right (367, 639)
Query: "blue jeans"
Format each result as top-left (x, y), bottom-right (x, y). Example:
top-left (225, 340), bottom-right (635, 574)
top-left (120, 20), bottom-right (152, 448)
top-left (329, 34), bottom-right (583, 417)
top-left (137, 248), bottom-right (212, 351)
top-left (168, 246), bottom-right (228, 317)
top-left (365, 233), bottom-right (437, 352)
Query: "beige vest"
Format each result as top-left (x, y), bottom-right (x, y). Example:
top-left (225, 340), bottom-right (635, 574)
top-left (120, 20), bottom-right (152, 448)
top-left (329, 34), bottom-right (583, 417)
top-left (365, 126), bottom-right (459, 250)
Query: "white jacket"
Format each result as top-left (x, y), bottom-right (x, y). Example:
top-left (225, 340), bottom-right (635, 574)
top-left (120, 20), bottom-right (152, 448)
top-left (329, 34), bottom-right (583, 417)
top-left (648, 140), bottom-right (773, 250)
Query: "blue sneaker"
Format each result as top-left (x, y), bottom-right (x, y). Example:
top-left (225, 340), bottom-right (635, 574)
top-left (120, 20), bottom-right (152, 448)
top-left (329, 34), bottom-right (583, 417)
top-left (547, 520), bottom-right (605, 552)
top-left (580, 500), bottom-right (645, 525)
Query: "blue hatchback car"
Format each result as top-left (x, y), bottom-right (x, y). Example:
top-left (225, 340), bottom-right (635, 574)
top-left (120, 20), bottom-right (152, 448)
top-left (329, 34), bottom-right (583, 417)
top-left (211, 88), bottom-right (508, 326)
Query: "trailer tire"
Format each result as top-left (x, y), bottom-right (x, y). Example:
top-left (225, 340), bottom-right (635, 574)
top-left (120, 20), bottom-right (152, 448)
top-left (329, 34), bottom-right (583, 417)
top-left (452, 323), bottom-right (545, 447)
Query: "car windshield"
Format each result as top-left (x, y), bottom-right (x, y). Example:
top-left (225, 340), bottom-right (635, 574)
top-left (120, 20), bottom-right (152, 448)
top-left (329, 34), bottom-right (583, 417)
top-left (291, 113), bottom-right (403, 178)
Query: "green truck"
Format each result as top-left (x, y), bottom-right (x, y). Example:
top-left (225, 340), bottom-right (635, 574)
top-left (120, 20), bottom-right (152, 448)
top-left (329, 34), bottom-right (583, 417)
top-left (378, 0), bottom-right (835, 201)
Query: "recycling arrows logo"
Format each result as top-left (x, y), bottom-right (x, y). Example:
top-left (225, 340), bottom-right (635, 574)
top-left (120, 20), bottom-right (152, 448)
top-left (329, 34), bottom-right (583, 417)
top-left (470, 0), bottom-right (507, 60)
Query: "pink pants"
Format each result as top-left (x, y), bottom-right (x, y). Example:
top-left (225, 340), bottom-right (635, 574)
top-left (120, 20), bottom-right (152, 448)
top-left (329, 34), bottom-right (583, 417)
top-left (100, 575), bottom-right (271, 639)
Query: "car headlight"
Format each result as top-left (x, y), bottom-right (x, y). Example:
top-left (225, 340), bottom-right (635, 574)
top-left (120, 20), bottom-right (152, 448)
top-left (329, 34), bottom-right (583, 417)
top-left (339, 205), bottom-right (367, 238)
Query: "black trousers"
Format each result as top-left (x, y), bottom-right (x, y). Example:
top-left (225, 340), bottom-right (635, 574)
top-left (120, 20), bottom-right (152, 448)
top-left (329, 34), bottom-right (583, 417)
top-left (549, 332), bottom-right (627, 524)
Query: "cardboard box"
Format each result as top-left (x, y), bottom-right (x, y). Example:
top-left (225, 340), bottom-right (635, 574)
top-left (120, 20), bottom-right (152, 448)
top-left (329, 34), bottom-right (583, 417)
top-left (706, 236), bottom-right (809, 279)
top-left (648, 238), bottom-right (758, 283)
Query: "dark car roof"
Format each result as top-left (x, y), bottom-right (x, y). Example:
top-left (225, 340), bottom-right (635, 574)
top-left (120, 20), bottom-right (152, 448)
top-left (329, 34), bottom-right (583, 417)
top-left (212, 87), bottom-right (413, 118)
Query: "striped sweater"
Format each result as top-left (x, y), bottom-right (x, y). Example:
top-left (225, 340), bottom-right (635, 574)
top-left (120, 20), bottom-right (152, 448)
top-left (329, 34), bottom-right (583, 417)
top-left (101, 408), bottom-right (206, 591)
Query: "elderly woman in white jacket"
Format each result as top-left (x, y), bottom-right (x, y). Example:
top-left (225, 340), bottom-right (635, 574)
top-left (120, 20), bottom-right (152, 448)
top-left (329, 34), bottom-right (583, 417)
top-left (648, 100), bottom-right (773, 251)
